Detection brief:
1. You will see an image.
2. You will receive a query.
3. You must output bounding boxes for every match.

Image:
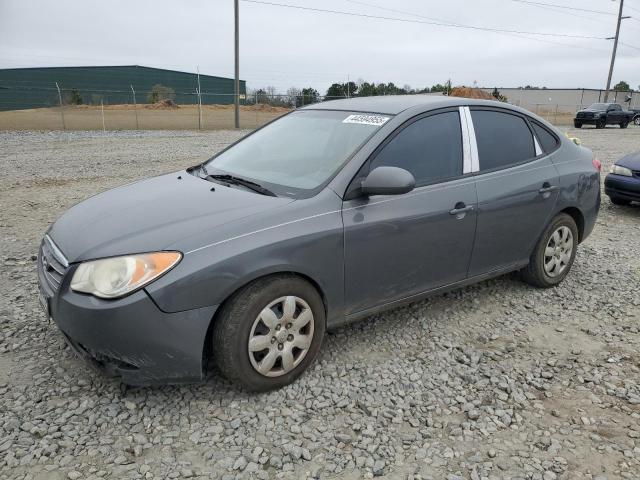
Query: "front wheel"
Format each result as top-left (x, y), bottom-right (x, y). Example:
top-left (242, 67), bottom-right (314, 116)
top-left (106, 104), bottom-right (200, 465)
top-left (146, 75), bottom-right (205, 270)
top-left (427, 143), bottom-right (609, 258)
top-left (521, 213), bottom-right (578, 288)
top-left (620, 121), bottom-right (629, 129)
top-left (212, 275), bottom-right (325, 391)
top-left (573, 121), bottom-right (582, 128)
top-left (634, 116), bottom-right (640, 126)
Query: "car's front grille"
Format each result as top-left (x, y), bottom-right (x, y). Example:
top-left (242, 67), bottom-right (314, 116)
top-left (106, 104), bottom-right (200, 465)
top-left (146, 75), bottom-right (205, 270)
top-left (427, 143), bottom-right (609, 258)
top-left (39, 235), bottom-right (69, 293)
top-left (577, 112), bottom-right (594, 119)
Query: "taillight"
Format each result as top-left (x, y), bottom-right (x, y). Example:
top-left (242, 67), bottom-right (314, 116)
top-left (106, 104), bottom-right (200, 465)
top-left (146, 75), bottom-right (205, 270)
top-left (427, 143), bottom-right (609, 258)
top-left (592, 157), bottom-right (601, 172)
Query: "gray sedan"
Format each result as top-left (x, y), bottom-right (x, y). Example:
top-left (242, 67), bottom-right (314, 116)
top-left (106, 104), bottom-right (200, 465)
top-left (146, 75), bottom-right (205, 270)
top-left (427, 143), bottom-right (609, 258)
top-left (38, 96), bottom-right (601, 390)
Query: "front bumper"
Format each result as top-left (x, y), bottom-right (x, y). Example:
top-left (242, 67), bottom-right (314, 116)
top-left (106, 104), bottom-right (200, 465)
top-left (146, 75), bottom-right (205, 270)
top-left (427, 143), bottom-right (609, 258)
top-left (38, 257), bottom-right (217, 385)
top-left (574, 117), bottom-right (599, 125)
top-left (605, 174), bottom-right (640, 202)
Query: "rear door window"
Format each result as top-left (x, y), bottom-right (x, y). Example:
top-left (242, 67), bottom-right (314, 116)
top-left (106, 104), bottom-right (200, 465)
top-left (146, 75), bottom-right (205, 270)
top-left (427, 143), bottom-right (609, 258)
top-left (531, 122), bottom-right (559, 154)
top-left (370, 111), bottom-right (463, 186)
top-left (471, 110), bottom-right (536, 171)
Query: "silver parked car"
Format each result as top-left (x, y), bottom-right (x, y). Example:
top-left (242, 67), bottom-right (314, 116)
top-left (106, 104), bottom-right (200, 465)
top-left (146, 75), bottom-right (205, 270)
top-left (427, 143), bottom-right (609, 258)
top-left (38, 96), bottom-right (601, 390)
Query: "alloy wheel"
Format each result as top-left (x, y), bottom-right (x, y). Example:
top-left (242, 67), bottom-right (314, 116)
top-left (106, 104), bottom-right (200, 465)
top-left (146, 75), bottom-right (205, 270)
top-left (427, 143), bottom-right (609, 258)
top-left (543, 226), bottom-right (574, 278)
top-left (248, 296), bottom-right (314, 377)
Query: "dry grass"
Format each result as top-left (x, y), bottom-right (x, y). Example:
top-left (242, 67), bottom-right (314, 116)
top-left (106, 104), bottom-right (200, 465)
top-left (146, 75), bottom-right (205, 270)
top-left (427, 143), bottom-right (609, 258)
top-left (0, 104), bottom-right (290, 131)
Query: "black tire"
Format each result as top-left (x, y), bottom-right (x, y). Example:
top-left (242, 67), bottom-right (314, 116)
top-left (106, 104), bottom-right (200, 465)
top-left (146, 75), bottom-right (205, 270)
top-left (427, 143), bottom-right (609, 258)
top-left (610, 196), bottom-right (631, 206)
top-left (212, 274), bottom-right (325, 391)
top-left (521, 213), bottom-right (579, 288)
top-left (595, 119), bottom-right (605, 129)
top-left (573, 121), bottom-right (582, 129)
top-left (634, 116), bottom-right (640, 126)
top-left (620, 121), bottom-right (628, 129)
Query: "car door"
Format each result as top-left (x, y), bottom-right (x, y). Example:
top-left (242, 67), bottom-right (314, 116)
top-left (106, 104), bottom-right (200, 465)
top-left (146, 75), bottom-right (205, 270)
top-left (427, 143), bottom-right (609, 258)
top-left (342, 109), bottom-right (478, 314)
top-left (608, 104), bottom-right (625, 124)
top-left (467, 108), bottom-right (560, 277)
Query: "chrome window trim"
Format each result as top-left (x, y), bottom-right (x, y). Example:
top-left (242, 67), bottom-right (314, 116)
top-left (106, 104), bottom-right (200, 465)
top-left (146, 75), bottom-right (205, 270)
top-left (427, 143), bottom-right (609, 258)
top-left (458, 106), bottom-right (473, 174)
top-left (534, 136), bottom-right (543, 156)
top-left (44, 234), bottom-right (69, 268)
top-left (461, 107), bottom-right (480, 173)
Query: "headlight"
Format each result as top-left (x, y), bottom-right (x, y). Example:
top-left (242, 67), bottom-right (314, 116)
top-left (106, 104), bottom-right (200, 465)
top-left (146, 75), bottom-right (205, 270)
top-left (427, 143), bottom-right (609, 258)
top-left (610, 165), bottom-right (633, 177)
top-left (71, 251), bottom-right (182, 299)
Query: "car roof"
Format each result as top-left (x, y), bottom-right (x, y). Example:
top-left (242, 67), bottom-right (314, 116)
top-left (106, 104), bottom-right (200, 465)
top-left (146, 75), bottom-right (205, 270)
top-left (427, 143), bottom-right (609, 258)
top-left (301, 95), bottom-right (519, 115)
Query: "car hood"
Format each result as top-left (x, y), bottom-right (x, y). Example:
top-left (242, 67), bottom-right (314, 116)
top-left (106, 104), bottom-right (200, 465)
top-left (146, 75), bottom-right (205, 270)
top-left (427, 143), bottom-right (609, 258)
top-left (48, 171), bottom-right (294, 262)
top-left (616, 152), bottom-right (640, 171)
top-left (579, 108), bottom-right (605, 114)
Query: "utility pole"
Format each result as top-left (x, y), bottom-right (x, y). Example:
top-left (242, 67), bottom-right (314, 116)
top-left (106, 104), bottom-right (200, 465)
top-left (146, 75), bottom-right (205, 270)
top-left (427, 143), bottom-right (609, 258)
top-left (234, 0), bottom-right (240, 129)
top-left (604, 0), bottom-right (629, 102)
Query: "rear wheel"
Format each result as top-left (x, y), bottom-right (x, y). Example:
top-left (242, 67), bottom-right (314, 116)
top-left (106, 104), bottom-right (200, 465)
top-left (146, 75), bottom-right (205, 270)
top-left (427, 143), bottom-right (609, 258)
top-left (610, 196), bottom-right (631, 206)
top-left (212, 275), bottom-right (325, 391)
top-left (521, 213), bottom-right (578, 288)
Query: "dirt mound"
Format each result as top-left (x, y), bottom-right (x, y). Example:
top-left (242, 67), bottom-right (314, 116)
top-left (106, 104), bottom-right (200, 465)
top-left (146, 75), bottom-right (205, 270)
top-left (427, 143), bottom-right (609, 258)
top-left (244, 103), bottom-right (290, 113)
top-left (450, 87), bottom-right (494, 100)
top-left (145, 99), bottom-right (179, 109)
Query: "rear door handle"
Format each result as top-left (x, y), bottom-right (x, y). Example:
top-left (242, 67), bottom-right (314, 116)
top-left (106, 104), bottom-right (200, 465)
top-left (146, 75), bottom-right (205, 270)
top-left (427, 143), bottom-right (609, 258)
top-left (538, 185), bottom-right (558, 194)
top-left (449, 203), bottom-right (475, 216)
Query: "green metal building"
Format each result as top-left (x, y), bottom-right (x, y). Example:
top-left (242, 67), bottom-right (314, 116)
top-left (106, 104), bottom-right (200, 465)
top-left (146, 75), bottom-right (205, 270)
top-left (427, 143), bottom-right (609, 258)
top-left (0, 65), bottom-right (246, 111)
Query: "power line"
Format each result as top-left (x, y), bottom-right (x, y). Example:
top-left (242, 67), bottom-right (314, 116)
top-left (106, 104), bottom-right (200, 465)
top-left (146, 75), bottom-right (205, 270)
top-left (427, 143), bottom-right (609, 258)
top-left (341, 0), bottom-right (610, 53)
top-left (512, 0), bottom-right (616, 15)
top-left (509, 1), bottom-right (612, 25)
top-left (619, 41), bottom-right (640, 51)
top-left (625, 3), bottom-right (640, 14)
top-left (241, 0), bottom-right (609, 39)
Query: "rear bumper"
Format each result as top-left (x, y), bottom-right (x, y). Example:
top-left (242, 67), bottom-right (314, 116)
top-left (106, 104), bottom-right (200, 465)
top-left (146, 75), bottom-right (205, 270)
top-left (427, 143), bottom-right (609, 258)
top-left (39, 263), bottom-right (217, 385)
top-left (605, 174), bottom-right (640, 202)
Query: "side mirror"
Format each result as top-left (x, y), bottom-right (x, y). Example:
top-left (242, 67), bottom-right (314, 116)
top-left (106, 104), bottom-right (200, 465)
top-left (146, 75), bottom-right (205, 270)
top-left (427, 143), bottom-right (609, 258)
top-left (360, 166), bottom-right (415, 197)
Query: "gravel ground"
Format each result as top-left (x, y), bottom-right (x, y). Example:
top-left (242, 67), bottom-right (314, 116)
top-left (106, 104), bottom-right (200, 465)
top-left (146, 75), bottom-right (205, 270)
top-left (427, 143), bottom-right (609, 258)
top-left (1, 127), bottom-right (639, 480)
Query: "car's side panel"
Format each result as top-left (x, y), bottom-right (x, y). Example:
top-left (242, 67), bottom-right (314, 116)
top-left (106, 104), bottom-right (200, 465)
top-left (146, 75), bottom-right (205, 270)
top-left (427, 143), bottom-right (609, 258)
top-left (145, 189), bottom-right (347, 325)
top-left (468, 157), bottom-right (560, 276)
top-left (549, 143), bottom-right (600, 240)
top-left (342, 178), bottom-right (478, 314)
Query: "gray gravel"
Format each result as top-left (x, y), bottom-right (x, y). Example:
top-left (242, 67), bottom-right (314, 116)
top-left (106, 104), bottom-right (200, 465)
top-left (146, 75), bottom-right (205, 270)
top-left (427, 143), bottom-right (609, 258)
top-left (1, 127), bottom-right (639, 480)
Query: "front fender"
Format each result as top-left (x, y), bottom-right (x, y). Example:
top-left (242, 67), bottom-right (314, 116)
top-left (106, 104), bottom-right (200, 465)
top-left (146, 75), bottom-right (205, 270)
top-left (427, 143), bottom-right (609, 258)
top-left (145, 205), bottom-right (345, 325)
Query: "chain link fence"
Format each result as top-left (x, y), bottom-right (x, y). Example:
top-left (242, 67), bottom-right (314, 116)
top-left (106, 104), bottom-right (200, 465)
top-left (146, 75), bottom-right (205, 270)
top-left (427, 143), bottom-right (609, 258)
top-left (0, 84), bottom-right (638, 130)
top-left (0, 84), bottom-right (297, 130)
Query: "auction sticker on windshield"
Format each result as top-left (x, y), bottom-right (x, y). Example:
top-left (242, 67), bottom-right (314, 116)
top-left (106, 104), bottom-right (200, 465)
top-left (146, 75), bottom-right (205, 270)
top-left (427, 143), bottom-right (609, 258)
top-left (342, 114), bottom-right (390, 126)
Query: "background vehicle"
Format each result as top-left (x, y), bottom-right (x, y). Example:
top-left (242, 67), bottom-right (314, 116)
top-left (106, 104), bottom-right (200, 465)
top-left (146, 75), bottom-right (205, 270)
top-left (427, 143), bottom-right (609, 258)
top-left (574, 103), bottom-right (634, 129)
top-left (605, 152), bottom-right (640, 205)
top-left (39, 96), bottom-right (601, 390)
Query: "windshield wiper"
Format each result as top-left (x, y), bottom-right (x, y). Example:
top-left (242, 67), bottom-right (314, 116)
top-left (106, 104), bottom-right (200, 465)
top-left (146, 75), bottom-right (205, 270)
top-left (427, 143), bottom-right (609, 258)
top-left (205, 174), bottom-right (276, 197)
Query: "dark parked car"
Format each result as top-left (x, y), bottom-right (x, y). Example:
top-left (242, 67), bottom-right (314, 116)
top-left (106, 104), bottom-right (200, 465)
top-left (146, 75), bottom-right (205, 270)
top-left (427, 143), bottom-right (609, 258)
top-left (38, 96), bottom-right (601, 390)
top-left (574, 103), bottom-right (634, 129)
top-left (605, 152), bottom-right (640, 205)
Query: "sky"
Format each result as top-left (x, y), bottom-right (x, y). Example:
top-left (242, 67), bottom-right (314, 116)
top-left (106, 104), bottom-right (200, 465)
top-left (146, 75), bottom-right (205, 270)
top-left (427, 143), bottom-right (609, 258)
top-left (0, 0), bottom-right (638, 94)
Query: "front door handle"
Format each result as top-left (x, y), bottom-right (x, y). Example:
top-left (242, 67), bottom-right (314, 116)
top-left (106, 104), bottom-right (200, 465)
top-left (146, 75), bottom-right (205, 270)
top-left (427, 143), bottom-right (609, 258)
top-left (449, 202), bottom-right (475, 217)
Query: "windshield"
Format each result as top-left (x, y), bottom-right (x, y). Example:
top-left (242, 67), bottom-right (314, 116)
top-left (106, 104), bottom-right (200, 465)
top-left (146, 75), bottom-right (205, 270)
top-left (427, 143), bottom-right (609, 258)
top-left (588, 103), bottom-right (610, 110)
top-left (204, 110), bottom-right (390, 197)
